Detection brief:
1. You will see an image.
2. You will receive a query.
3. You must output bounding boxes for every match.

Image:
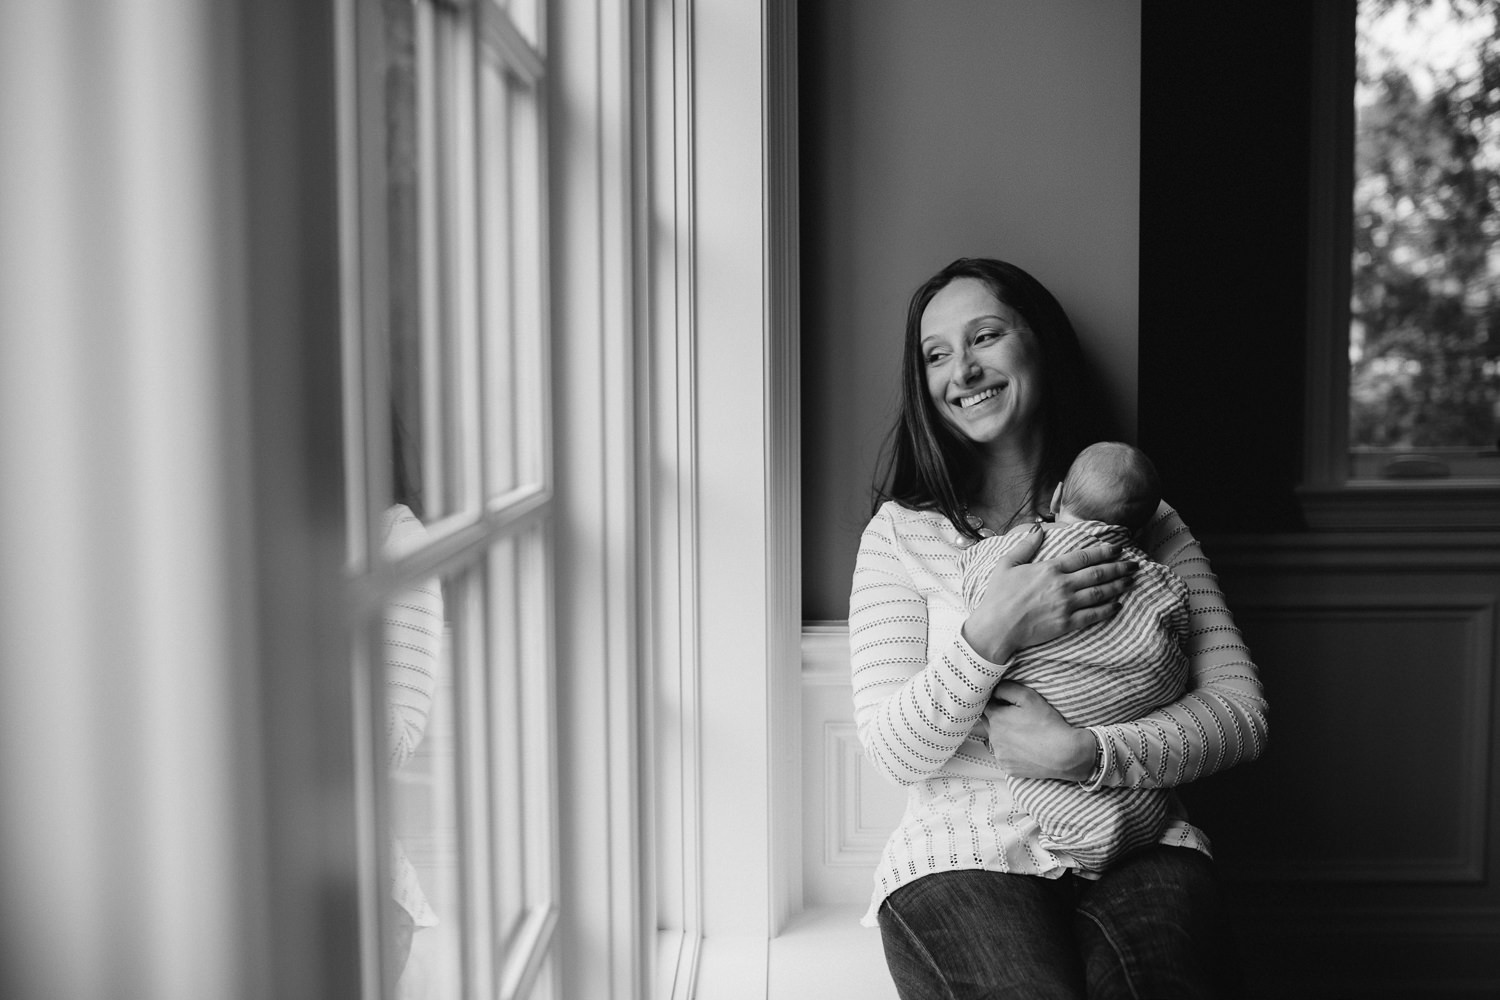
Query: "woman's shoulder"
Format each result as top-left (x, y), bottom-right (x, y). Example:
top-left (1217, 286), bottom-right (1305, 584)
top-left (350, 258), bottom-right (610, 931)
top-left (1138, 500), bottom-right (1206, 565)
top-left (864, 499), bottom-right (965, 549)
top-left (869, 498), bottom-right (952, 530)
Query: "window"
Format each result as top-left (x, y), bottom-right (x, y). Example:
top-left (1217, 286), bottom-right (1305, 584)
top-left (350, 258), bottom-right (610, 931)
top-left (1351, 0), bottom-right (1500, 481)
top-left (1302, 0), bottom-right (1500, 527)
top-left (341, 0), bottom-right (556, 996)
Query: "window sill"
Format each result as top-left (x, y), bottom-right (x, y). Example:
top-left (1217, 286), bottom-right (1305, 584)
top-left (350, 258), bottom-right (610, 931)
top-left (692, 906), bottom-right (894, 1000)
top-left (1296, 480), bottom-right (1500, 531)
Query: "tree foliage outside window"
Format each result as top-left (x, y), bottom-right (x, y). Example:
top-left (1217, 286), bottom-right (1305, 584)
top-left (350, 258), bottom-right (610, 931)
top-left (1352, 0), bottom-right (1500, 469)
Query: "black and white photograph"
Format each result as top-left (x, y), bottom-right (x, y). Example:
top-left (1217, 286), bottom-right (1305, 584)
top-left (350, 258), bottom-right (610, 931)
top-left (2, 2), bottom-right (1497, 998)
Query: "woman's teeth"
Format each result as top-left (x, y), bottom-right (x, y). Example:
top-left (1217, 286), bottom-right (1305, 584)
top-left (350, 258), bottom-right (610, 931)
top-left (959, 387), bottom-right (999, 408)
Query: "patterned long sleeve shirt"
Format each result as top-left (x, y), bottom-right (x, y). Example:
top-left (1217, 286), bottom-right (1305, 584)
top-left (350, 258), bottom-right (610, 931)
top-left (849, 500), bottom-right (1268, 923)
top-left (384, 505), bottom-right (444, 929)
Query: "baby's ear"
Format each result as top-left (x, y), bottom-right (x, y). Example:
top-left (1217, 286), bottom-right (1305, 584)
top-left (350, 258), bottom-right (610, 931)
top-left (1049, 482), bottom-right (1064, 516)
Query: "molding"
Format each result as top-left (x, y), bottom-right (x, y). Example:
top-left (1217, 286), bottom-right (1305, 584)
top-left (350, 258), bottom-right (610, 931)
top-left (643, 0), bottom-right (703, 994)
top-left (1301, 0), bottom-right (1356, 493)
top-left (690, 0), bottom-right (797, 950)
top-left (1296, 482), bottom-right (1500, 532)
top-left (1234, 904), bottom-right (1500, 936)
top-left (765, 0), bottom-right (803, 932)
top-left (824, 722), bottom-right (889, 867)
top-left (552, 0), bottom-right (649, 991)
top-left (1196, 530), bottom-right (1500, 572)
top-left (1229, 595), bottom-right (1495, 884)
top-left (801, 623), bottom-right (852, 686)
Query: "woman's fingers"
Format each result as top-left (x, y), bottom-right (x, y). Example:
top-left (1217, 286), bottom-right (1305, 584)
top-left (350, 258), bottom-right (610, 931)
top-left (1052, 541), bottom-right (1130, 576)
top-left (993, 522), bottom-right (1044, 567)
top-left (1075, 574), bottom-right (1134, 607)
top-left (966, 534), bottom-right (1137, 657)
top-left (1069, 597), bottom-right (1123, 629)
top-left (990, 680), bottom-right (1033, 705)
top-left (1051, 544), bottom-right (1136, 603)
top-left (984, 682), bottom-right (1096, 780)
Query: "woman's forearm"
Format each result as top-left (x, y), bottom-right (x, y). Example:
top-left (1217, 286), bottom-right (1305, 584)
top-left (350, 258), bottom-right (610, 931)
top-left (1087, 506), bottom-right (1269, 790)
top-left (850, 520), bottom-right (1009, 786)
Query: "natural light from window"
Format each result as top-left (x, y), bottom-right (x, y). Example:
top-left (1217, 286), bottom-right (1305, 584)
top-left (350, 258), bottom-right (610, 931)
top-left (1352, 0), bottom-right (1500, 479)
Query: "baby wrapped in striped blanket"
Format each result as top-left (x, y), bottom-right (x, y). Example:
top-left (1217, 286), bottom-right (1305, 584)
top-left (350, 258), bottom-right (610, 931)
top-left (960, 442), bottom-right (1190, 873)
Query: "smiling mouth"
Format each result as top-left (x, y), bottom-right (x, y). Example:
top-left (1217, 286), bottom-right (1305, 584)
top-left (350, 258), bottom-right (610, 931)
top-left (958, 386), bottom-right (1001, 409)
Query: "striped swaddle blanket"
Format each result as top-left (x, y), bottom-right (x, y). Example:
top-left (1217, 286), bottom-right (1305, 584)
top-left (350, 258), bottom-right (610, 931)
top-left (960, 520), bottom-right (1191, 872)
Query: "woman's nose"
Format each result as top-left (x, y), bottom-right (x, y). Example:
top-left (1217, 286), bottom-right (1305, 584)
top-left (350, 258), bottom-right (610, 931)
top-left (956, 353), bottom-right (981, 383)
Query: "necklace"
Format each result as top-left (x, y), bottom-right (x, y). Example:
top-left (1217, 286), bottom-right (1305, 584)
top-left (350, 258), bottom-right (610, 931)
top-left (960, 502), bottom-right (1002, 538)
top-left (962, 500), bottom-right (1044, 538)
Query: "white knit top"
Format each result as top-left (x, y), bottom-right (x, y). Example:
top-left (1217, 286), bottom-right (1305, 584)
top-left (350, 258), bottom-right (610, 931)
top-left (850, 500), bottom-right (1268, 925)
top-left (384, 505), bottom-right (444, 929)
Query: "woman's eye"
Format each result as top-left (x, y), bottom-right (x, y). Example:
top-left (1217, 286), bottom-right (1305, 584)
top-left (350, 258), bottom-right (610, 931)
top-left (925, 351), bottom-right (948, 365)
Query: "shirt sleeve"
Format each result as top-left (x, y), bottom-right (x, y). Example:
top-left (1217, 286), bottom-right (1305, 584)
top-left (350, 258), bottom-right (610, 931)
top-left (383, 506), bottom-right (444, 772)
top-left (849, 507), bottom-right (1011, 786)
top-left (1082, 503), bottom-right (1268, 790)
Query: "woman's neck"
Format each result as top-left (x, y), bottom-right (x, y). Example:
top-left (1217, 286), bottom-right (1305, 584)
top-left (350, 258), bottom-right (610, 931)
top-left (968, 451), bottom-right (1044, 533)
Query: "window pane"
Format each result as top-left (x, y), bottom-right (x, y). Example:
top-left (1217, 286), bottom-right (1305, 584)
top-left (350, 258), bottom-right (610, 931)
top-left (480, 57), bottom-right (519, 498)
top-left (493, 0), bottom-right (542, 54)
top-left (480, 59), bottom-right (546, 498)
top-left (1351, 0), bottom-right (1500, 478)
top-left (487, 536), bottom-right (525, 948)
top-left (381, 543), bottom-right (467, 997)
top-left (490, 527), bottom-right (558, 990)
top-left (387, 0), bottom-right (479, 521)
top-left (370, 523), bottom-right (554, 999)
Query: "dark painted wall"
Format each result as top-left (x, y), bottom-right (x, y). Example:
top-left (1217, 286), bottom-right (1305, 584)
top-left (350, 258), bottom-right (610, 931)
top-left (1137, 2), bottom-right (1314, 536)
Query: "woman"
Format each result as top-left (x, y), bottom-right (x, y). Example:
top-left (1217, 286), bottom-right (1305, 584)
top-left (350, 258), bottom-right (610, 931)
top-left (851, 258), bottom-right (1268, 998)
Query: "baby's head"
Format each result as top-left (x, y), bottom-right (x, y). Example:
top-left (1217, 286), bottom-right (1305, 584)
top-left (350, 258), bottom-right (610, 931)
top-left (1051, 441), bottom-right (1162, 533)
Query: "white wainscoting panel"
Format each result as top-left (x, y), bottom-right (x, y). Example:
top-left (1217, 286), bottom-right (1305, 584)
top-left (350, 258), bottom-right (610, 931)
top-left (801, 625), bottom-right (906, 909)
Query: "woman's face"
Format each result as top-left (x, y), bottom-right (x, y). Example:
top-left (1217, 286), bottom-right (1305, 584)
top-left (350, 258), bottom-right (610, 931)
top-left (920, 277), bottom-right (1042, 452)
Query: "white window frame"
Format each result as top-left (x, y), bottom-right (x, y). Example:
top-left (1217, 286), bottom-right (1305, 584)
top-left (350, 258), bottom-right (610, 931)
top-left (339, 0), bottom-right (561, 996)
top-left (667, 1), bottom-right (803, 996)
top-left (1300, 0), bottom-right (1500, 530)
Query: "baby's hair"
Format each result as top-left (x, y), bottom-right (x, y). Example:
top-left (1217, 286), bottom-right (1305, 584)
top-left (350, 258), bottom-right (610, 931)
top-left (1057, 441), bottom-right (1161, 532)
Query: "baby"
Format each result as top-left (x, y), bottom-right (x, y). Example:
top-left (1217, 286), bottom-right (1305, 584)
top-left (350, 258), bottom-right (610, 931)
top-left (960, 441), bottom-right (1190, 873)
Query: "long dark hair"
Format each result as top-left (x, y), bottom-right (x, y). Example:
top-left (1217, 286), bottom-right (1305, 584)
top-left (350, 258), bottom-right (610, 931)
top-left (871, 257), bottom-right (1110, 540)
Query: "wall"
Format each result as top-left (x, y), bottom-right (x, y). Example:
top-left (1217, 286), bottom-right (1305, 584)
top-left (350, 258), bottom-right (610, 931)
top-left (799, 0), bottom-right (1142, 622)
top-left (1137, 3), bottom-right (1311, 535)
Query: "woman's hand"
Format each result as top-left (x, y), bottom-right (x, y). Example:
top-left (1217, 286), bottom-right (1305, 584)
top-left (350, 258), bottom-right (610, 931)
top-left (984, 681), bottom-right (1096, 781)
top-left (960, 523), bottom-right (1137, 664)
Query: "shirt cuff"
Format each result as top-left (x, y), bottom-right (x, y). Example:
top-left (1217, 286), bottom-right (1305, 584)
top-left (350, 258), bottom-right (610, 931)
top-left (1078, 727), bottom-right (1108, 790)
top-left (952, 630), bottom-right (1013, 689)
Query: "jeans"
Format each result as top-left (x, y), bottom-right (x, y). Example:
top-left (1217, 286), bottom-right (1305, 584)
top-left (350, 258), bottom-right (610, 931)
top-left (877, 846), bottom-right (1239, 1000)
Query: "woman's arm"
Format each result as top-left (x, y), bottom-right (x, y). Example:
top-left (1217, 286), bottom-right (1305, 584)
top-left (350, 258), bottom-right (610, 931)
top-left (384, 506), bottom-right (444, 771)
top-left (1082, 503), bottom-right (1269, 791)
top-left (851, 509), bottom-right (1134, 786)
top-left (850, 510), bottom-right (1011, 786)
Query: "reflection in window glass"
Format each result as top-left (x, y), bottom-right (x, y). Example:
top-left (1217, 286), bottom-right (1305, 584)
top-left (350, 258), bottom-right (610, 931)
top-left (487, 537), bottom-right (525, 951)
top-left (352, 0), bottom-right (557, 994)
top-left (382, 510), bottom-right (463, 996)
top-left (386, 0), bottom-right (475, 519)
top-left (1352, 0), bottom-right (1500, 478)
top-left (478, 31), bottom-right (547, 499)
top-left (386, 0), bottom-right (428, 521)
top-left (487, 529), bottom-right (557, 1000)
top-left (479, 56), bottom-right (519, 499)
